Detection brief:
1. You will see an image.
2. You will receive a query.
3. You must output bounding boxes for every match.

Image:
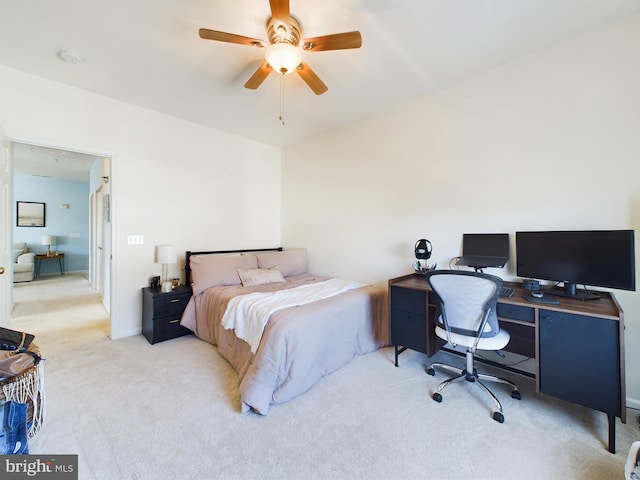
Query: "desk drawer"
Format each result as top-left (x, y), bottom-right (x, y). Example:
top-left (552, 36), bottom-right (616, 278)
top-left (497, 303), bottom-right (535, 323)
top-left (390, 309), bottom-right (427, 354)
top-left (390, 286), bottom-right (426, 315)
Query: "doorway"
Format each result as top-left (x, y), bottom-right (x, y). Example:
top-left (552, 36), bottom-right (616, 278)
top-left (10, 141), bottom-right (112, 326)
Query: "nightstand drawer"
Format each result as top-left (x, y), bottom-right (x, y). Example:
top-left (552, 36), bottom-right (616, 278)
top-left (153, 293), bottom-right (190, 318)
top-left (148, 316), bottom-right (191, 344)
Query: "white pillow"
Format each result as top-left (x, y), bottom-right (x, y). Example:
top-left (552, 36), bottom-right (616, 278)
top-left (12, 249), bottom-right (23, 263)
top-left (237, 268), bottom-right (286, 287)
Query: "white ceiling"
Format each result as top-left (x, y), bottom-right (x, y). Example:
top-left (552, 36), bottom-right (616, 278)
top-left (2, 0), bottom-right (640, 168)
top-left (11, 143), bottom-right (101, 182)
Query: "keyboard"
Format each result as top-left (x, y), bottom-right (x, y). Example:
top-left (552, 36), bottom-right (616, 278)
top-left (500, 287), bottom-right (515, 298)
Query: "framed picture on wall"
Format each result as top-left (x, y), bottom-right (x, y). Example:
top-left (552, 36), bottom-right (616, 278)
top-left (16, 201), bottom-right (45, 227)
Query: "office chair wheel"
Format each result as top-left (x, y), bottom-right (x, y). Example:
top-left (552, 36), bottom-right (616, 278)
top-left (427, 367), bottom-right (435, 376)
top-left (511, 390), bottom-right (521, 400)
top-left (492, 411), bottom-right (504, 423)
top-left (432, 392), bottom-right (443, 403)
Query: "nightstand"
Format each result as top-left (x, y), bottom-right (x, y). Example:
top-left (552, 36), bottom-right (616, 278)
top-left (142, 285), bottom-right (192, 344)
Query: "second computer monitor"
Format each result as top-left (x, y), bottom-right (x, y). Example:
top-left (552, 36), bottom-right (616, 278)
top-left (457, 233), bottom-right (509, 268)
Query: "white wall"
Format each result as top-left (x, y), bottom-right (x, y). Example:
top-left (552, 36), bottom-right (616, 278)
top-left (281, 15), bottom-right (640, 406)
top-left (0, 65), bottom-right (281, 339)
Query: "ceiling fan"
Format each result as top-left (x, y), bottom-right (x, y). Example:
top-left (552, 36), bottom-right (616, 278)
top-left (199, 0), bottom-right (362, 95)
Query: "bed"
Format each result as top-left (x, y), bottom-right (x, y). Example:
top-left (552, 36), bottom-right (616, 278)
top-left (180, 248), bottom-right (389, 415)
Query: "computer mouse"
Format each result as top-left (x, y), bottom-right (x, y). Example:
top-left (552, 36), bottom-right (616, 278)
top-left (531, 291), bottom-right (544, 298)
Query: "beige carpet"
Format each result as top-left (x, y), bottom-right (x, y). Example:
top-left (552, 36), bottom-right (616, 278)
top-left (9, 274), bottom-right (640, 480)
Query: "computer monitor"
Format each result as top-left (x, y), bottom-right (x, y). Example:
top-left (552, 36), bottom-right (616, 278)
top-left (516, 230), bottom-right (636, 300)
top-left (456, 233), bottom-right (509, 269)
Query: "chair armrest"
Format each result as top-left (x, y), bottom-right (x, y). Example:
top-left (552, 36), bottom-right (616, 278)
top-left (17, 252), bottom-right (35, 264)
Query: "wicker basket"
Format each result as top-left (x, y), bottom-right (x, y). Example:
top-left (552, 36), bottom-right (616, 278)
top-left (0, 362), bottom-right (45, 438)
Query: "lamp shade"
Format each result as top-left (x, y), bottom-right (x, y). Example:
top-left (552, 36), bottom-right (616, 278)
top-left (155, 245), bottom-right (177, 265)
top-left (41, 235), bottom-right (56, 246)
top-left (265, 43), bottom-right (302, 74)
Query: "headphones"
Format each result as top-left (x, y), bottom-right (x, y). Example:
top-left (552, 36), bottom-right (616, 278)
top-left (414, 239), bottom-right (433, 260)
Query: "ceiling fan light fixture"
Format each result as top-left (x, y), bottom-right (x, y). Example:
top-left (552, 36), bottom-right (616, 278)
top-left (265, 43), bottom-right (301, 75)
top-left (199, 3), bottom-right (361, 94)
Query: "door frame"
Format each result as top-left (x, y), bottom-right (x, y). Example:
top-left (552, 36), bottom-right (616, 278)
top-left (6, 136), bottom-right (112, 328)
top-left (0, 126), bottom-right (11, 325)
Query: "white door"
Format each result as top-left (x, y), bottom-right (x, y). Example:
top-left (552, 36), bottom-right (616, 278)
top-left (88, 159), bottom-right (112, 320)
top-left (101, 190), bottom-right (111, 311)
top-left (89, 191), bottom-right (96, 288)
top-left (96, 187), bottom-right (104, 297)
top-left (0, 126), bottom-right (12, 325)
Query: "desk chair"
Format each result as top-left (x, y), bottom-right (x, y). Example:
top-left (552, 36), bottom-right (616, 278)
top-left (425, 270), bottom-right (521, 423)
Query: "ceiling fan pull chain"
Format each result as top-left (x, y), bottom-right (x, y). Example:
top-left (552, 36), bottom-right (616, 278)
top-left (279, 73), bottom-right (285, 126)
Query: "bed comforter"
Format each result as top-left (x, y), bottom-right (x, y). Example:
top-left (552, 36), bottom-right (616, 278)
top-left (180, 274), bottom-right (389, 414)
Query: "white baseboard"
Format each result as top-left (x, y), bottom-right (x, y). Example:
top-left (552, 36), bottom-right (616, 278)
top-left (627, 397), bottom-right (640, 411)
top-left (110, 327), bottom-right (142, 340)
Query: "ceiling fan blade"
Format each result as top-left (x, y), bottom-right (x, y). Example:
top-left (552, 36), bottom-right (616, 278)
top-left (296, 62), bottom-right (328, 95)
top-left (302, 31), bottom-right (362, 51)
top-left (244, 61), bottom-right (273, 90)
top-left (269, 0), bottom-right (290, 25)
top-left (199, 28), bottom-right (265, 48)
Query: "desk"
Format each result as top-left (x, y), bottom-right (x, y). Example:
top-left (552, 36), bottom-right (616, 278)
top-left (34, 254), bottom-right (65, 279)
top-left (389, 273), bottom-right (626, 453)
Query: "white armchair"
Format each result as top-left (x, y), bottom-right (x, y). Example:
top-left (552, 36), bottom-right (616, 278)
top-left (12, 242), bottom-right (35, 282)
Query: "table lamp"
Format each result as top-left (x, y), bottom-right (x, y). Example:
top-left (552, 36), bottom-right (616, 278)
top-left (41, 235), bottom-right (56, 257)
top-left (155, 245), bottom-right (177, 293)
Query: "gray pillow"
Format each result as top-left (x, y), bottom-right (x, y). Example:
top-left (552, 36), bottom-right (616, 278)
top-left (256, 249), bottom-right (307, 277)
top-left (190, 254), bottom-right (258, 295)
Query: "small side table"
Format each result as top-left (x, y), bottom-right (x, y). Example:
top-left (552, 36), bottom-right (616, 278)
top-left (34, 254), bottom-right (65, 279)
top-left (142, 285), bottom-right (193, 344)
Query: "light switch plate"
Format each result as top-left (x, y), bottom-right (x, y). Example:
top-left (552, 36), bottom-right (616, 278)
top-left (127, 235), bottom-right (144, 245)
